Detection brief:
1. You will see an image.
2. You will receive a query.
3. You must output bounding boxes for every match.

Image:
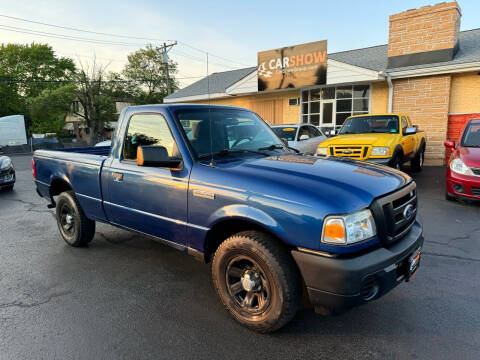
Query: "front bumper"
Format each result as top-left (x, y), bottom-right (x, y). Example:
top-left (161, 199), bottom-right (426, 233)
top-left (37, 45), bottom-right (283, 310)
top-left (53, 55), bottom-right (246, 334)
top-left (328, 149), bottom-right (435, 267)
top-left (446, 168), bottom-right (480, 200)
top-left (366, 157), bottom-right (392, 165)
top-left (292, 220), bottom-right (423, 313)
top-left (0, 170), bottom-right (15, 189)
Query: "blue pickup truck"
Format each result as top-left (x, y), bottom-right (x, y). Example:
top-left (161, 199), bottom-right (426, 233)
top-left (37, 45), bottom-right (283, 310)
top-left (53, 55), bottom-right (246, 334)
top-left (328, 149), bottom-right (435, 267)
top-left (33, 104), bottom-right (423, 332)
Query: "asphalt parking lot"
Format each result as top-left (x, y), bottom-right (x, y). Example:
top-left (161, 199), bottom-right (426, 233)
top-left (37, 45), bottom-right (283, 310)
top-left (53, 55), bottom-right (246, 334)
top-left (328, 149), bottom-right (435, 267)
top-left (0, 154), bottom-right (479, 360)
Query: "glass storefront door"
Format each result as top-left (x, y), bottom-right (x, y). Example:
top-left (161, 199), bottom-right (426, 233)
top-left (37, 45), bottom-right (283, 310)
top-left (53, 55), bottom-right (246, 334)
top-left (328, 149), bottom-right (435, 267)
top-left (321, 101), bottom-right (334, 133)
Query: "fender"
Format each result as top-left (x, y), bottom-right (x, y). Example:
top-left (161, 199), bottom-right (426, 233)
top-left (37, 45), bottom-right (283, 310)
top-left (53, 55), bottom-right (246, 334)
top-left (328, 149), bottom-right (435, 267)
top-left (207, 204), bottom-right (288, 242)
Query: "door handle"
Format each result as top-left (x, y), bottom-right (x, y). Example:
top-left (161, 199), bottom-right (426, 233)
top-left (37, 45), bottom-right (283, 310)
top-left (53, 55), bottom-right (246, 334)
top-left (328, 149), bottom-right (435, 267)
top-left (112, 172), bottom-right (123, 182)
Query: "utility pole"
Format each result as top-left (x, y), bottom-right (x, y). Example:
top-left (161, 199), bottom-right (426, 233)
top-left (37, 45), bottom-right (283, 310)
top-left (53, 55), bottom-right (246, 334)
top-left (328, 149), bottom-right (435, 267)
top-left (162, 41), bottom-right (177, 95)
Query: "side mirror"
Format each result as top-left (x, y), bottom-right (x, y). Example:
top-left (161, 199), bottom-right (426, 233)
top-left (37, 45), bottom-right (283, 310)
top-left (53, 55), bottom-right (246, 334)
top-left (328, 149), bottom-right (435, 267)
top-left (299, 134), bottom-right (309, 141)
top-left (405, 126), bottom-right (417, 135)
top-left (137, 146), bottom-right (182, 169)
top-left (444, 140), bottom-right (456, 148)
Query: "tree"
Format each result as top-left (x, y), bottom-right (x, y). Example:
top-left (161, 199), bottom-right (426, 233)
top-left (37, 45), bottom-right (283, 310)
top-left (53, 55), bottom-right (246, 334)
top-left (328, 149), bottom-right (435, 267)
top-left (0, 43), bottom-right (75, 129)
top-left (73, 60), bottom-right (117, 144)
top-left (29, 84), bottom-right (76, 134)
top-left (122, 44), bottom-right (179, 104)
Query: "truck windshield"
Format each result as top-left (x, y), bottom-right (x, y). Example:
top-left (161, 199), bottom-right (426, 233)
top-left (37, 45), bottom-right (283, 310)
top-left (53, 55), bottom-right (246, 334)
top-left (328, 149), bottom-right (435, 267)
top-left (176, 108), bottom-right (286, 158)
top-left (339, 115), bottom-right (399, 134)
top-left (461, 122), bottom-right (480, 147)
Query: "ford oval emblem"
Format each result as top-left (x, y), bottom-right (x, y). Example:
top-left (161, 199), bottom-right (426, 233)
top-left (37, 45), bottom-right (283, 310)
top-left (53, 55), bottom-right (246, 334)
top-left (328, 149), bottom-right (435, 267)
top-left (343, 150), bottom-right (353, 154)
top-left (403, 204), bottom-right (415, 220)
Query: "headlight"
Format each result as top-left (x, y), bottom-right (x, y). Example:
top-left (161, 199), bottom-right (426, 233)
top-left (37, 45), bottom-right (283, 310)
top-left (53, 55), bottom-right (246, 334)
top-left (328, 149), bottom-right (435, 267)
top-left (0, 158), bottom-right (12, 169)
top-left (317, 147), bottom-right (328, 156)
top-left (371, 147), bottom-right (391, 156)
top-left (322, 209), bottom-right (376, 245)
top-left (450, 158), bottom-right (473, 175)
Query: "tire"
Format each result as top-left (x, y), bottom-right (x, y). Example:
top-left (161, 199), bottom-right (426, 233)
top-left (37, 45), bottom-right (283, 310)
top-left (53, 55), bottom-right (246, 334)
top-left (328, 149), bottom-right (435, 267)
top-left (390, 153), bottom-right (403, 170)
top-left (445, 190), bottom-right (456, 202)
top-left (55, 190), bottom-right (95, 247)
top-left (212, 231), bottom-right (302, 333)
top-left (411, 147), bottom-right (425, 172)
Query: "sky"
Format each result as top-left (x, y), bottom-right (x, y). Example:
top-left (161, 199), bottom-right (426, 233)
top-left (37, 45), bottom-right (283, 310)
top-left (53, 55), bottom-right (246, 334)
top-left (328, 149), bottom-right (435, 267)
top-left (0, 0), bottom-right (479, 88)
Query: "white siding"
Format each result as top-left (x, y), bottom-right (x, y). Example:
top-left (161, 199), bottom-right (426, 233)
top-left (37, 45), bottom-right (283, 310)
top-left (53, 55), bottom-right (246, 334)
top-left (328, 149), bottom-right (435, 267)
top-left (226, 60), bottom-right (382, 96)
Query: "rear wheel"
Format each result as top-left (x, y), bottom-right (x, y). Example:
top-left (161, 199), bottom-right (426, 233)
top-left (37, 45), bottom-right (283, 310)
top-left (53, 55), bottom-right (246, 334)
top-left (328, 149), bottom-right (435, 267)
top-left (56, 191), bottom-right (95, 247)
top-left (212, 231), bottom-right (302, 333)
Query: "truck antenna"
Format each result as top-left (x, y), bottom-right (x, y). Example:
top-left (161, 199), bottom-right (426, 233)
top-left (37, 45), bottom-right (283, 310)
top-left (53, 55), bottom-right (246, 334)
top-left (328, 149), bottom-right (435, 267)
top-left (207, 52), bottom-right (215, 166)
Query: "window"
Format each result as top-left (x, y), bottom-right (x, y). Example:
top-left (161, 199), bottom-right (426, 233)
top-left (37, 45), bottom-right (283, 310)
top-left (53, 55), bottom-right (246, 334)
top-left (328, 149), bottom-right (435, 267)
top-left (272, 126), bottom-right (297, 141)
top-left (298, 126), bottom-right (311, 140)
top-left (401, 116), bottom-right (408, 134)
top-left (176, 109), bottom-right (282, 158)
top-left (288, 98), bottom-right (300, 106)
top-left (339, 115), bottom-right (399, 135)
top-left (307, 126), bottom-right (322, 138)
top-left (123, 114), bottom-right (177, 161)
top-left (301, 85), bottom-right (370, 130)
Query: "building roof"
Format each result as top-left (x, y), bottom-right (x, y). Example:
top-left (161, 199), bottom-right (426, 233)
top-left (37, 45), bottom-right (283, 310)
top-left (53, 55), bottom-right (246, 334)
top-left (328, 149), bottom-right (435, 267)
top-left (166, 67), bottom-right (256, 100)
top-left (165, 28), bottom-right (480, 101)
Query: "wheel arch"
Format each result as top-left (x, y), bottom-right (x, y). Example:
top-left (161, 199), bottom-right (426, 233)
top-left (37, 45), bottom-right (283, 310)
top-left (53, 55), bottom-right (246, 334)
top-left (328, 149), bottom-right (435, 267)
top-left (203, 214), bottom-right (290, 263)
top-left (49, 177), bottom-right (73, 198)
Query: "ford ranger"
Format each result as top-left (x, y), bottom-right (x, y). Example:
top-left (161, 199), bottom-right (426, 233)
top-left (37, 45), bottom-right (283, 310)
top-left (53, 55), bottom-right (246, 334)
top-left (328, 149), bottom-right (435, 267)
top-left (32, 105), bottom-right (423, 333)
top-left (317, 114), bottom-right (426, 171)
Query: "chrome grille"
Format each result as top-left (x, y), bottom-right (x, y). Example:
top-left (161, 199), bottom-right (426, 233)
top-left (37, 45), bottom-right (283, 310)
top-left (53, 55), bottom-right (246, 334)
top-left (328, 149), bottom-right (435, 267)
top-left (328, 145), bottom-right (371, 160)
top-left (371, 182), bottom-right (417, 246)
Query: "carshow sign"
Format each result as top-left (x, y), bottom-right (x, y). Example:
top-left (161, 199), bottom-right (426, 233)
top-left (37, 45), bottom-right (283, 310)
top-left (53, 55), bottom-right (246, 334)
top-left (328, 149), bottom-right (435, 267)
top-left (257, 40), bottom-right (327, 91)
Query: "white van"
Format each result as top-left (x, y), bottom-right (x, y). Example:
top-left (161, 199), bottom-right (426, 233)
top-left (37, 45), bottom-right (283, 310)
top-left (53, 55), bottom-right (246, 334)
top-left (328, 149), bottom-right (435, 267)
top-left (0, 115), bottom-right (27, 147)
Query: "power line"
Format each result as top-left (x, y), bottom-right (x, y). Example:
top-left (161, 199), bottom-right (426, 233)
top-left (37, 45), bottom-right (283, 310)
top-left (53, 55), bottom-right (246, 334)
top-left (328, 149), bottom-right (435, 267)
top-left (0, 24), bottom-right (144, 46)
top-left (0, 13), bottom-right (253, 68)
top-left (0, 13), bottom-right (170, 42)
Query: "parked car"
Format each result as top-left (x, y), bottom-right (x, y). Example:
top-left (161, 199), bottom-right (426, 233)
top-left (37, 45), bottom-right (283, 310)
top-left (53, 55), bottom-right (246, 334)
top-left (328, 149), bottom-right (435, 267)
top-left (94, 140), bottom-right (112, 147)
top-left (317, 114), bottom-right (426, 171)
top-left (445, 118), bottom-right (480, 201)
top-left (32, 104), bottom-right (423, 333)
top-left (271, 124), bottom-right (326, 154)
top-left (0, 155), bottom-right (15, 191)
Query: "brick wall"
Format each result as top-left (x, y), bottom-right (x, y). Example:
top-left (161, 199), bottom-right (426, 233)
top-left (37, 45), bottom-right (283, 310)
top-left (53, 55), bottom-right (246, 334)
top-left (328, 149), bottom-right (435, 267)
top-left (388, 2), bottom-right (461, 57)
top-left (392, 75), bottom-right (451, 165)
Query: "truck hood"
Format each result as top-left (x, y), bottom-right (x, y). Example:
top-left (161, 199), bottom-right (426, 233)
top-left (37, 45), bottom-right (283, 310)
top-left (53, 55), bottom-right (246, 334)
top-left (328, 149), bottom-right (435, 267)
top-left (219, 154), bottom-right (411, 214)
top-left (320, 133), bottom-right (397, 147)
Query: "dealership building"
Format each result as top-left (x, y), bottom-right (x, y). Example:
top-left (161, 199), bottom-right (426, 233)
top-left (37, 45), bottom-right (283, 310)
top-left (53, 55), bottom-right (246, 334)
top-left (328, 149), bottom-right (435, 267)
top-left (165, 1), bottom-right (480, 165)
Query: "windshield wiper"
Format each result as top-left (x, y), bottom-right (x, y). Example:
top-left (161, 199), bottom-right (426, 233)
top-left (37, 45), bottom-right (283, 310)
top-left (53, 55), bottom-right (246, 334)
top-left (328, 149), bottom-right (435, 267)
top-left (258, 144), bottom-right (286, 151)
top-left (197, 149), bottom-right (270, 159)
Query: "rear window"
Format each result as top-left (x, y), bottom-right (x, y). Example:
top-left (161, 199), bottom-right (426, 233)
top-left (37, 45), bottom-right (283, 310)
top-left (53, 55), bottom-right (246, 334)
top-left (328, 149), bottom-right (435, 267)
top-left (272, 127), bottom-right (297, 141)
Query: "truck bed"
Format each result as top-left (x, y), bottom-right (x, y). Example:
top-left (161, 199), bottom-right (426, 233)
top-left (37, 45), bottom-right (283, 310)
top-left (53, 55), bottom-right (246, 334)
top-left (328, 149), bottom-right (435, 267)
top-left (33, 146), bottom-right (110, 222)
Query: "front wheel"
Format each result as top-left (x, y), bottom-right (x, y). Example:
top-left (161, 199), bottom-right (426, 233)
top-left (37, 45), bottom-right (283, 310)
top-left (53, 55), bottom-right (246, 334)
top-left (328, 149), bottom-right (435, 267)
top-left (212, 231), bottom-right (302, 333)
top-left (390, 153), bottom-right (403, 170)
top-left (56, 191), bottom-right (95, 247)
top-left (411, 148), bottom-right (425, 172)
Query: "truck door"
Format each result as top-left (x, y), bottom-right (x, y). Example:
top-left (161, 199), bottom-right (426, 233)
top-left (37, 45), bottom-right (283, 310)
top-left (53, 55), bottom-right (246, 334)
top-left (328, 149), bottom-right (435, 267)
top-left (401, 116), bottom-right (414, 158)
top-left (103, 112), bottom-right (189, 246)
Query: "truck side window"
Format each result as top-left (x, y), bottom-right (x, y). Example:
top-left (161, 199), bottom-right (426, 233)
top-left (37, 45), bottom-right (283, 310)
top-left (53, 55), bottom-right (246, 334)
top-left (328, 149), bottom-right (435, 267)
top-left (123, 114), bottom-right (178, 161)
top-left (401, 117), bottom-right (408, 134)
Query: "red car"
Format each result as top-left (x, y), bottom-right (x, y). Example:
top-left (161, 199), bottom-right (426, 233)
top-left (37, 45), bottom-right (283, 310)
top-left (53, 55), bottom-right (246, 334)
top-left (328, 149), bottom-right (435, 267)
top-left (445, 119), bottom-right (480, 201)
